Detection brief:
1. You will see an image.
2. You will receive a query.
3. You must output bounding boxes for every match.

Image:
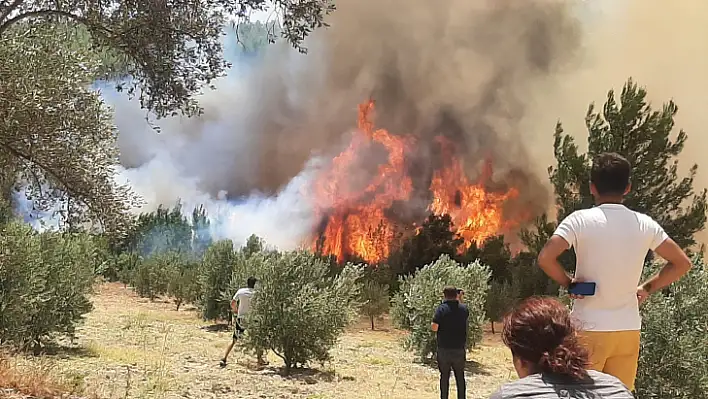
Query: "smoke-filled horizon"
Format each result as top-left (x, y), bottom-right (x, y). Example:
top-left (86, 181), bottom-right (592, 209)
top-left (113, 0), bottom-right (585, 249)
top-left (111, 0), bottom-right (708, 249)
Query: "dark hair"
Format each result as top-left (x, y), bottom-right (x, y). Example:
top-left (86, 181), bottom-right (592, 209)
top-left (247, 277), bottom-right (257, 288)
top-left (590, 152), bottom-right (631, 196)
top-left (443, 286), bottom-right (458, 300)
top-left (502, 297), bottom-right (589, 381)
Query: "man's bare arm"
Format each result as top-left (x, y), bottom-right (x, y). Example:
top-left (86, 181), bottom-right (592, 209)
top-left (230, 299), bottom-right (238, 313)
top-left (640, 238), bottom-right (692, 295)
top-left (537, 235), bottom-right (573, 288)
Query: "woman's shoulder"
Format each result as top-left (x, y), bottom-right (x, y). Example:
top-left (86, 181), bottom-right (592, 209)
top-left (489, 372), bottom-right (633, 399)
top-left (488, 374), bottom-right (554, 398)
top-left (585, 370), bottom-right (635, 392)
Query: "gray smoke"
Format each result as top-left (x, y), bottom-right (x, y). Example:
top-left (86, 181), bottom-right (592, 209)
top-left (114, 0), bottom-right (585, 248)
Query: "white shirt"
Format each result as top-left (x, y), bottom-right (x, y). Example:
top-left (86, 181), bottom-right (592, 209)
top-left (553, 204), bottom-right (668, 331)
top-left (233, 287), bottom-right (254, 317)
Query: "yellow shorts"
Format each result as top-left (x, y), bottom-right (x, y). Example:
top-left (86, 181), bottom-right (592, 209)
top-left (580, 330), bottom-right (641, 391)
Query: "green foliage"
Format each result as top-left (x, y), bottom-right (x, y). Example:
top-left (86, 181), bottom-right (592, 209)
top-left (167, 256), bottom-right (202, 311)
top-left (199, 240), bottom-right (238, 320)
top-left (114, 251), bottom-right (142, 285)
top-left (635, 259), bottom-right (708, 398)
top-left (131, 252), bottom-right (175, 300)
top-left (229, 21), bottom-right (279, 54)
top-left (0, 0), bottom-right (334, 119)
top-left (549, 79), bottom-right (707, 249)
top-left (462, 235), bottom-right (513, 284)
top-left (123, 204), bottom-right (192, 257)
top-left (485, 280), bottom-right (517, 334)
top-left (225, 242), bottom-right (278, 314)
top-left (0, 223), bottom-right (95, 350)
top-left (191, 205), bottom-right (212, 257)
top-left (391, 254), bottom-right (490, 360)
top-left (360, 280), bottom-right (390, 330)
top-left (512, 79), bottom-right (707, 300)
top-left (390, 214), bottom-right (463, 276)
top-left (131, 250), bottom-right (201, 309)
top-left (508, 251), bottom-right (559, 299)
top-left (0, 22), bottom-right (137, 237)
top-left (243, 234), bottom-right (265, 258)
top-left (244, 251), bottom-right (361, 373)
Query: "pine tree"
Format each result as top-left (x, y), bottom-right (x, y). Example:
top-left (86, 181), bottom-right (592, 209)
top-left (548, 79), bottom-right (706, 249)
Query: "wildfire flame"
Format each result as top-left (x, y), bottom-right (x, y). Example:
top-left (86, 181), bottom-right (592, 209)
top-left (311, 100), bottom-right (518, 263)
top-left (428, 137), bottom-right (519, 249)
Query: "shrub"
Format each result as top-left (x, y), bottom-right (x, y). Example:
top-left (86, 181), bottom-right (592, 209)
top-left (0, 223), bottom-right (94, 350)
top-left (360, 280), bottom-right (390, 330)
top-left (115, 251), bottom-right (142, 286)
top-left (225, 246), bottom-right (277, 313)
top-left (199, 240), bottom-right (237, 320)
top-left (635, 259), bottom-right (708, 398)
top-left (391, 254), bottom-right (490, 360)
top-left (166, 255), bottom-right (201, 311)
top-left (131, 252), bottom-right (176, 300)
top-left (244, 250), bottom-right (361, 373)
top-left (485, 280), bottom-right (517, 334)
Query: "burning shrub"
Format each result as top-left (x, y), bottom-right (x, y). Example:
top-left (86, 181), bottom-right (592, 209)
top-left (244, 251), bottom-right (361, 373)
top-left (391, 254), bottom-right (490, 360)
top-left (0, 223), bottom-right (94, 350)
top-left (635, 258), bottom-right (708, 399)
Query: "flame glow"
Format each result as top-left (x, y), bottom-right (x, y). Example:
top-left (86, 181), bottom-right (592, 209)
top-left (311, 100), bottom-right (519, 263)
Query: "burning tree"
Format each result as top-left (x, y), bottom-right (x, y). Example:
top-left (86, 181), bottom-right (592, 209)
top-left (310, 100), bottom-right (525, 266)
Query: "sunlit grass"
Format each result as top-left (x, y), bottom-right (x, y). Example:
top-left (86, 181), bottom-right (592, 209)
top-left (3, 283), bottom-right (514, 398)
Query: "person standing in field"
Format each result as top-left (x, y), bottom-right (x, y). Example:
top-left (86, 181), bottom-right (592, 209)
top-left (432, 286), bottom-right (469, 399)
top-left (220, 276), bottom-right (266, 368)
top-left (537, 152), bottom-right (693, 391)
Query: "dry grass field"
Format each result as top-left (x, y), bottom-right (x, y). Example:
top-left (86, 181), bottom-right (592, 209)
top-left (2, 283), bottom-right (515, 399)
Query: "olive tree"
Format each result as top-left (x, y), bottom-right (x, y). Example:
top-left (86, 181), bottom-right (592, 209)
top-left (245, 250), bottom-right (361, 373)
top-left (391, 254), bottom-right (490, 360)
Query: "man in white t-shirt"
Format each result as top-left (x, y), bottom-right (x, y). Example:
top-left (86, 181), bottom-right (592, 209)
top-left (537, 152), bottom-right (692, 391)
top-left (220, 276), bottom-right (265, 367)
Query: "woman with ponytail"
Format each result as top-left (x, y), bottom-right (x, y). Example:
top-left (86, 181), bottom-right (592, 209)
top-left (489, 297), bottom-right (634, 398)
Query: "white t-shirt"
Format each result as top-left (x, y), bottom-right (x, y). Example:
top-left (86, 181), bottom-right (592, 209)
top-left (233, 287), bottom-right (254, 317)
top-left (553, 204), bottom-right (668, 332)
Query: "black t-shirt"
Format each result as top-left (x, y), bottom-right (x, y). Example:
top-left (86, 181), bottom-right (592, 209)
top-left (433, 300), bottom-right (469, 349)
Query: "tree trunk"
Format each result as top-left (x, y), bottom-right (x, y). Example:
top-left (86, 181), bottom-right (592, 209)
top-left (176, 299), bottom-right (182, 311)
top-left (370, 315), bottom-right (375, 330)
top-left (491, 321), bottom-right (495, 335)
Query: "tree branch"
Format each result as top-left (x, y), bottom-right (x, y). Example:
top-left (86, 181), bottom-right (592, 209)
top-left (0, 0), bottom-right (24, 23)
top-left (0, 140), bottom-right (99, 219)
top-left (0, 8), bottom-right (113, 38)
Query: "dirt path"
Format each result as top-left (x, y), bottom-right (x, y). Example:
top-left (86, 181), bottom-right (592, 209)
top-left (10, 283), bottom-right (514, 399)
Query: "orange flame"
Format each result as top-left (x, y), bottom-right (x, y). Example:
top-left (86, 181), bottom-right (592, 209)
top-left (428, 137), bottom-right (519, 249)
top-left (311, 100), bottom-right (519, 263)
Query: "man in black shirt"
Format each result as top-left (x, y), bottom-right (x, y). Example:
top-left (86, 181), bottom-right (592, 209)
top-left (432, 286), bottom-right (469, 399)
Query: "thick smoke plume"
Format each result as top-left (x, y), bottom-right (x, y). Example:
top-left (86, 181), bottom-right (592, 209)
top-left (520, 0), bottom-right (708, 242)
top-left (114, 0), bottom-right (584, 248)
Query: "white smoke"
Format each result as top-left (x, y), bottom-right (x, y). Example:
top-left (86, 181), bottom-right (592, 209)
top-left (107, 46), bottom-right (320, 249)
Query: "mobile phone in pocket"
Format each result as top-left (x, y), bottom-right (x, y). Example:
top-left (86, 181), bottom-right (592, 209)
top-left (568, 282), bottom-right (596, 296)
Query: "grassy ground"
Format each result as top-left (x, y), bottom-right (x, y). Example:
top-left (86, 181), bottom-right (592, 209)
top-left (5, 283), bottom-right (515, 399)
